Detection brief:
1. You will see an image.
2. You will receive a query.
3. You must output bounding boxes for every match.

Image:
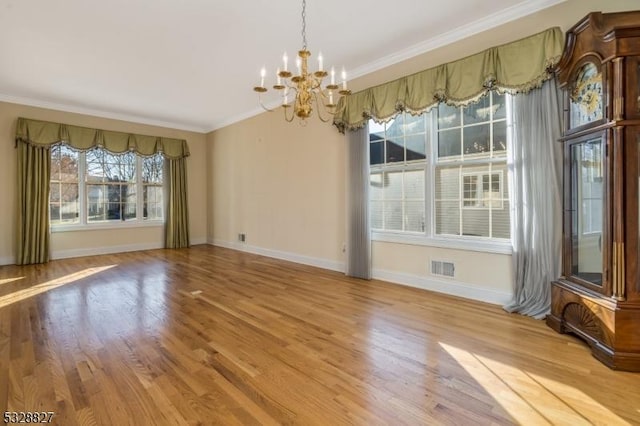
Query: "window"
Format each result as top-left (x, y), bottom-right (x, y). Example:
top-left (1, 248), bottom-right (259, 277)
top-left (369, 91), bottom-right (511, 248)
top-left (49, 144), bottom-right (164, 227)
top-left (369, 114), bottom-right (428, 232)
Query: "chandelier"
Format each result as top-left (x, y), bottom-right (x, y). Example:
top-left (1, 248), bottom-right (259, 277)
top-left (253, 0), bottom-right (350, 123)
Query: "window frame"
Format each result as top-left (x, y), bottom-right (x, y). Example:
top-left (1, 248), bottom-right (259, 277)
top-left (369, 93), bottom-right (513, 255)
top-left (49, 145), bottom-right (165, 232)
top-left (461, 170), bottom-right (504, 210)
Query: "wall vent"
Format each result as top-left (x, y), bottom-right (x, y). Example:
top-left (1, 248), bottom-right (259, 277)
top-left (431, 260), bottom-right (455, 278)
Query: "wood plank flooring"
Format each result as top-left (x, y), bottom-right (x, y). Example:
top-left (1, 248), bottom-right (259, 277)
top-left (0, 245), bottom-right (638, 425)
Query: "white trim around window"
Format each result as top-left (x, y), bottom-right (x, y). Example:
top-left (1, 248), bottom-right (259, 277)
top-left (372, 231), bottom-right (512, 254)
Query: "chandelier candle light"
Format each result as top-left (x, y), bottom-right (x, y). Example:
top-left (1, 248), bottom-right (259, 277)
top-left (253, 0), bottom-right (350, 123)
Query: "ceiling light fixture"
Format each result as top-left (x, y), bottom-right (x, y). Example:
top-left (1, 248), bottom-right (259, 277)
top-left (253, 0), bottom-right (350, 123)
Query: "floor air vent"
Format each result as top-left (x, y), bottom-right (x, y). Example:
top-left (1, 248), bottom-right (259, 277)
top-left (431, 260), bottom-right (455, 278)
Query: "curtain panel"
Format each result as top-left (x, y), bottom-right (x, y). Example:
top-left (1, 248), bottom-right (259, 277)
top-left (16, 142), bottom-right (51, 265)
top-left (333, 27), bottom-right (563, 132)
top-left (505, 79), bottom-right (563, 318)
top-left (165, 157), bottom-right (190, 249)
top-left (346, 127), bottom-right (371, 279)
top-left (15, 118), bottom-right (190, 158)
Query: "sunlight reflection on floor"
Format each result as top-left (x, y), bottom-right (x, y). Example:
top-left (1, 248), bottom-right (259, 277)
top-left (0, 277), bottom-right (25, 286)
top-left (439, 342), bottom-right (630, 426)
top-left (0, 265), bottom-right (116, 308)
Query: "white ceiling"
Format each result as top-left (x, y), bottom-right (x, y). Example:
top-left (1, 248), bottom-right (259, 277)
top-left (0, 0), bottom-right (564, 133)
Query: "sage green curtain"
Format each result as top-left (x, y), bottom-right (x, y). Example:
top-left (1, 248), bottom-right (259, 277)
top-left (165, 157), bottom-right (190, 249)
top-left (15, 118), bottom-right (190, 159)
top-left (16, 141), bottom-right (51, 265)
top-left (334, 27), bottom-right (564, 132)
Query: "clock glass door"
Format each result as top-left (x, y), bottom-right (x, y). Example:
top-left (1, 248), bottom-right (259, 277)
top-left (570, 137), bottom-right (604, 286)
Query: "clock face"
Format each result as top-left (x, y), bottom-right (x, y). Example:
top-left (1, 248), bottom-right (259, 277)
top-left (570, 62), bottom-right (603, 128)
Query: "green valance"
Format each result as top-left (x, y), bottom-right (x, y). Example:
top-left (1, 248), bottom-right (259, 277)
top-left (333, 27), bottom-right (564, 132)
top-left (15, 117), bottom-right (190, 159)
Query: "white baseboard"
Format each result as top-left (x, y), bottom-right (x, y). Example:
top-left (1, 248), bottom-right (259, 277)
top-left (190, 236), bottom-right (208, 246)
top-left (0, 236), bottom-right (216, 265)
top-left (209, 239), bottom-right (511, 306)
top-left (52, 242), bottom-right (165, 260)
top-left (210, 239), bottom-right (346, 273)
top-left (373, 268), bottom-right (513, 306)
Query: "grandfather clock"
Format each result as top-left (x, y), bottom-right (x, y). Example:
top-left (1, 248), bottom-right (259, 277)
top-left (547, 11), bottom-right (640, 371)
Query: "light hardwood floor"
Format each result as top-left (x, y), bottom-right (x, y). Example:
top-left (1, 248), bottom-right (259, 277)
top-left (0, 245), bottom-right (638, 425)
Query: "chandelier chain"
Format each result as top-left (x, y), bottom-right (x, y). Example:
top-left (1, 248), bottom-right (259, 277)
top-left (301, 0), bottom-right (307, 50)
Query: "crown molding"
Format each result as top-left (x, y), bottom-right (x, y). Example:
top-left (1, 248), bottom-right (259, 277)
top-left (0, 92), bottom-right (210, 134)
top-left (206, 105), bottom-right (273, 134)
top-left (347, 0), bottom-right (566, 82)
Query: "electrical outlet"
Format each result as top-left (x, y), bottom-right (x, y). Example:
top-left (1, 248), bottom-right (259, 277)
top-left (238, 233), bottom-right (246, 242)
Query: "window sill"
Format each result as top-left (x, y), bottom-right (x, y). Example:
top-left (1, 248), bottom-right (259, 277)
top-left (51, 220), bottom-right (164, 233)
top-left (371, 231), bottom-right (512, 255)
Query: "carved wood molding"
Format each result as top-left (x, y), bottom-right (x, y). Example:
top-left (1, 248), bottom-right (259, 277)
top-left (563, 302), bottom-right (602, 340)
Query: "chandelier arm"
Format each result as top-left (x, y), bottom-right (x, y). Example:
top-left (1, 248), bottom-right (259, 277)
top-left (312, 92), bottom-right (331, 123)
top-left (283, 106), bottom-right (295, 122)
top-left (257, 93), bottom-right (279, 112)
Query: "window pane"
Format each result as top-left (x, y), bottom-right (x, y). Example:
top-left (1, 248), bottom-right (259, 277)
top-left (492, 121), bottom-right (507, 155)
top-left (463, 124), bottom-right (490, 157)
top-left (107, 203), bottom-right (122, 220)
top-left (144, 185), bottom-right (163, 220)
top-left (86, 149), bottom-right (136, 183)
top-left (385, 172), bottom-right (403, 199)
top-left (463, 95), bottom-right (491, 125)
top-left (51, 145), bottom-right (79, 182)
top-left (404, 170), bottom-right (424, 199)
top-left (435, 200), bottom-right (459, 235)
top-left (438, 129), bottom-right (461, 159)
top-left (386, 116), bottom-right (402, 138)
top-left (385, 137), bottom-right (404, 163)
top-left (369, 121), bottom-right (385, 141)
top-left (438, 104), bottom-right (460, 129)
top-left (384, 201), bottom-right (403, 230)
top-left (370, 173), bottom-right (383, 200)
top-left (50, 204), bottom-right (60, 224)
top-left (60, 183), bottom-right (78, 204)
top-left (403, 114), bottom-right (425, 134)
top-left (462, 208), bottom-right (490, 237)
top-left (493, 200), bottom-right (511, 239)
top-left (406, 134), bottom-right (426, 161)
top-left (50, 145), bottom-right (79, 225)
top-left (493, 92), bottom-right (507, 120)
top-left (370, 142), bottom-right (383, 165)
top-left (143, 155), bottom-right (164, 183)
top-left (50, 184), bottom-right (61, 203)
top-left (371, 200), bottom-right (383, 230)
top-left (404, 201), bottom-right (425, 232)
top-left (435, 166), bottom-right (459, 200)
